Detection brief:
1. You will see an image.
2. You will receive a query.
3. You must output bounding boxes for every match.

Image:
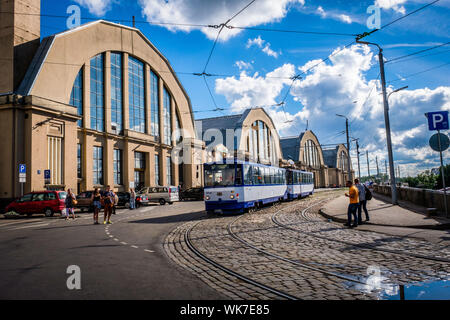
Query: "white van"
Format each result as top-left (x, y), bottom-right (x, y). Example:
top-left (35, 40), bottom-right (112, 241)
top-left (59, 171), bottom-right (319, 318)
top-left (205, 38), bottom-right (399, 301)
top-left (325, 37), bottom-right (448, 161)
top-left (139, 186), bottom-right (179, 205)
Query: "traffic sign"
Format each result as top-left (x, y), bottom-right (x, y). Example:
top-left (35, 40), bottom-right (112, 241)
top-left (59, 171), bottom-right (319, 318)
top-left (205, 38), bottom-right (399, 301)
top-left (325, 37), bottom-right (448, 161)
top-left (19, 164), bottom-right (26, 174)
top-left (44, 170), bottom-right (51, 179)
top-left (19, 177), bottom-right (26, 183)
top-left (426, 111), bottom-right (449, 131)
top-left (429, 133), bottom-right (450, 152)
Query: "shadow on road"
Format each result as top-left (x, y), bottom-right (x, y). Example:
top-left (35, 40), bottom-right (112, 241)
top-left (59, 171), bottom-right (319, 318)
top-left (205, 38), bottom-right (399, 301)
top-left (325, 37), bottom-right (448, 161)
top-left (129, 211), bottom-right (208, 224)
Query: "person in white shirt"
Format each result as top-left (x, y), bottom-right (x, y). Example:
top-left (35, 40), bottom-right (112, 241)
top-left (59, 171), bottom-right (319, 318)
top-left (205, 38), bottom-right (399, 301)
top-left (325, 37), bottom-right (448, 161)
top-left (355, 179), bottom-right (370, 223)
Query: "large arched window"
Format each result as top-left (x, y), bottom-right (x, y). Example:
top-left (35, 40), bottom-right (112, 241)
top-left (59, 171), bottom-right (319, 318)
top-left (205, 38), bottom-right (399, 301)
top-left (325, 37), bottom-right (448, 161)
top-left (110, 52), bottom-right (123, 134)
top-left (163, 87), bottom-right (172, 145)
top-left (70, 69), bottom-right (83, 127)
top-left (340, 151), bottom-right (347, 171)
top-left (90, 53), bottom-right (104, 132)
top-left (303, 140), bottom-right (319, 167)
top-left (128, 56), bottom-right (146, 133)
top-left (150, 70), bottom-right (160, 138)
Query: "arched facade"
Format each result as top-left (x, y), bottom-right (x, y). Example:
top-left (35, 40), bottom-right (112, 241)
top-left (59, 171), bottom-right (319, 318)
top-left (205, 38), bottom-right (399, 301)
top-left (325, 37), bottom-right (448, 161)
top-left (280, 130), bottom-right (328, 188)
top-left (1, 20), bottom-right (203, 199)
top-left (196, 108), bottom-right (282, 167)
top-left (323, 144), bottom-right (353, 187)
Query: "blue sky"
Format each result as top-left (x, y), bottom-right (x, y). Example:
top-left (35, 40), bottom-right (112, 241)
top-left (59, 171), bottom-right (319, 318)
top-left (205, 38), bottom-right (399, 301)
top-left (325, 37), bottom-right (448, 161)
top-left (41, 0), bottom-right (450, 176)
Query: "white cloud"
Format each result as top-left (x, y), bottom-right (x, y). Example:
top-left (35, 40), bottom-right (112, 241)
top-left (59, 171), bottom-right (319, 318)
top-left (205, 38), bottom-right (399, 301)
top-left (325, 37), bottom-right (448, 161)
top-left (138, 0), bottom-right (305, 41)
top-left (375, 0), bottom-right (407, 14)
top-left (214, 43), bottom-right (450, 175)
top-left (246, 36), bottom-right (280, 58)
top-left (316, 6), bottom-right (353, 24)
top-left (234, 60), bottom-right (253, 70)
top-left (215, 64), bottom-right (295, 113)
top-left (74, 0), bottom-right (113, 16)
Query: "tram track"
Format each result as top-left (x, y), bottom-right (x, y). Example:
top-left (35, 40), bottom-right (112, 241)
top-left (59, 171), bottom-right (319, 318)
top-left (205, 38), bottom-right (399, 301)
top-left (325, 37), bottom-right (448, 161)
top-left (271, 198), bottom-right (450, 264)
top-left (185, 219), bottom-right (300, 300)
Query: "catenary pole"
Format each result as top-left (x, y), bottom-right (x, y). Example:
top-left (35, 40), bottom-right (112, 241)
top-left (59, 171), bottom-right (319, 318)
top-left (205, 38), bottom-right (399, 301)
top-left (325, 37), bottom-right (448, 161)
top-left (357, 39), bottom-right (398, 204)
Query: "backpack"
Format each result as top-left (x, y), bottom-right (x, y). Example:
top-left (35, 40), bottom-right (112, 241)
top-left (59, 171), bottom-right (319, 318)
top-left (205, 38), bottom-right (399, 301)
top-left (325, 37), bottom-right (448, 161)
top-left (364, 185), bottom-right (372, 200)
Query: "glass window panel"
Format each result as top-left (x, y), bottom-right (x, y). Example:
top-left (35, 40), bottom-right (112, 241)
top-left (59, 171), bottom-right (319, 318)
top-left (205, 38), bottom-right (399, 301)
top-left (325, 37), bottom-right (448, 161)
top-left (128, 56), bottom-right (146, 133)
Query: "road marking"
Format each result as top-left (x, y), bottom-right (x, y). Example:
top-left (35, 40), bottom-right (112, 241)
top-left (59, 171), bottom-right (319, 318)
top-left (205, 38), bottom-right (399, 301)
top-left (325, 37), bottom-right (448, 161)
top-left (131, 245), bottom-right (139, 249)
top-left (9, 223), bottom-right (50, 230)
top-left (114, 238), bottom-right (119, 241)
top-left (144, 249), bottom-right (155, 253)
top-left (0, 219), bottom-right (44, 227)
top-left (121, 242), bottom-right (128, 245)
top-left (109, 235), bottom-right (113, 238)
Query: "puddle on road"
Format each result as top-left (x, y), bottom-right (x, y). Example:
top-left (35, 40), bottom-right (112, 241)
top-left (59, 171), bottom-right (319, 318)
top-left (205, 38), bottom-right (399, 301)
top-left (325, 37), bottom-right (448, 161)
top-left (384, 279), bottom-right (450, 300)
top-left (344, 276), bottom-right (450, 300)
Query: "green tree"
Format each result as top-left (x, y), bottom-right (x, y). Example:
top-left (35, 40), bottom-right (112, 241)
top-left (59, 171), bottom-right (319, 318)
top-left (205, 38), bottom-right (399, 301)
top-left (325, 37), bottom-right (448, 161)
top-left (436, 164), bottom-right (450, 190)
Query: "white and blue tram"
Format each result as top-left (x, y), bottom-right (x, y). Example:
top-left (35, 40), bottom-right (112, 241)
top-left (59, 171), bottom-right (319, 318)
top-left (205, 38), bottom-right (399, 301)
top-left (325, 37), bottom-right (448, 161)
top-left (286, 169), bottom-right (315, 200)
top-left (203, 160), bottom-right (315, 214)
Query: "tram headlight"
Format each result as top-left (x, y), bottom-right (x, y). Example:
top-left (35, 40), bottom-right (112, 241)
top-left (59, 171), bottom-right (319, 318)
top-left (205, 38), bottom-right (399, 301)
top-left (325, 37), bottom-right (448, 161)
top-left (205, 196), bottom-right (210, 201)
top-left (230, 195), bottom-right (235, 199)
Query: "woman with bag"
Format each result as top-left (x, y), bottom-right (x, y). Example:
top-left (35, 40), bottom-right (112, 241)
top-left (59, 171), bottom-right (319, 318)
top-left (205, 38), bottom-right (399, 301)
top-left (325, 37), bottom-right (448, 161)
top-left (65, 188), bottom-right (76, 221)
top-left (91, 188), bottom-right (101, 225)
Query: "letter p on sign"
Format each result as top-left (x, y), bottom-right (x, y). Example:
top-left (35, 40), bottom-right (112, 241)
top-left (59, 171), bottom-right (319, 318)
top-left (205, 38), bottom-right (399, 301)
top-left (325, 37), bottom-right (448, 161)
top-left (427, 111), bottom-right (449, 131)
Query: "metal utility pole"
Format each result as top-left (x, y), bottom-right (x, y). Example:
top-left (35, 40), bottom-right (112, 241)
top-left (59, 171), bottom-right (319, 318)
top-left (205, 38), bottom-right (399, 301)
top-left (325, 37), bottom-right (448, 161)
top-left (366, 150), bottom-right (371, 180)
top-left (385, 160), bottom-right (388, 184)
top-left (337, 114), bottom-right (352, 182)
top-left (376, 156), bottom-right (380, 179)
top-left (355, 139), bottom-right (361, 179)
top-left (356, 38), bottom-right (398, 205)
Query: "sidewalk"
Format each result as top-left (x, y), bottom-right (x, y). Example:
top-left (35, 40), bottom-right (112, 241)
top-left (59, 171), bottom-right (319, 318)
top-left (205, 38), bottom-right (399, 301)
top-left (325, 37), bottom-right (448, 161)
top-left (320, 195), bottom-right (450, 244)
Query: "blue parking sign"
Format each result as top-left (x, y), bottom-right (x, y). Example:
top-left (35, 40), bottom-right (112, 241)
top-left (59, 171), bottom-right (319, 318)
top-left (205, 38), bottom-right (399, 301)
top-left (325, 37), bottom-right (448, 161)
top-left (44, 170), bottom-right (51, 180)
top-left (427, 111), bottom-right (449, 131)
top-left (19, 164), bottom-right (26, 174)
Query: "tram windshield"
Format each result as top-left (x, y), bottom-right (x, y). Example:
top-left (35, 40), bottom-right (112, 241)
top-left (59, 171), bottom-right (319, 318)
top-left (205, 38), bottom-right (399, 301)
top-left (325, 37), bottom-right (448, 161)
top-left (204, 164), bottom-right (236, 187)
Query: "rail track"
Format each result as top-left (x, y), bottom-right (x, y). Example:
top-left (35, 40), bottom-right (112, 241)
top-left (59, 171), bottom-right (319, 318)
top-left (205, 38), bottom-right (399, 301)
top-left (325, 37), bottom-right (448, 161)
top-left (271, 199), bottom-right (450, 264)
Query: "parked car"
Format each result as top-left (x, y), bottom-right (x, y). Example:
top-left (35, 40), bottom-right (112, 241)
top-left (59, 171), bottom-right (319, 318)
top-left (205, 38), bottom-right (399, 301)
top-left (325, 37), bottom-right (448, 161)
top-left (116, 192), bottom-right (149, 208)
top-left (180, 187), bottom-right (204, 201)
top-left (5, 191), bottom-right (67, 217)
top-left (76, 190), bottom-right (96, 212)
top-left (138, 186), bottom-right (179, 205)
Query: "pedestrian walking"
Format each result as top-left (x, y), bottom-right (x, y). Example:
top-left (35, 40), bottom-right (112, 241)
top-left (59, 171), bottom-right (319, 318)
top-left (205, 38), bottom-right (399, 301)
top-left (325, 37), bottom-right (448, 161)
top-left (355, 179), bottom-right (370, 223)
top-left (103, 186), bottom-right (115, 224)
top-left (344, 180), bottom-right (359, 228)
top-left (65, 188), bottom-right (76, 221)
top-left (91, 188), bottom-right (102, 225)
top-left (129, 188), bottom-right (136, 210)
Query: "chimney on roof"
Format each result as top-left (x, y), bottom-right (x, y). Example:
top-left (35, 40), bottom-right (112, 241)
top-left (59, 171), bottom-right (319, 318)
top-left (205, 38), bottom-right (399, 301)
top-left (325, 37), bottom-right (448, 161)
top-left (0, 0), bottom-right (40, 94)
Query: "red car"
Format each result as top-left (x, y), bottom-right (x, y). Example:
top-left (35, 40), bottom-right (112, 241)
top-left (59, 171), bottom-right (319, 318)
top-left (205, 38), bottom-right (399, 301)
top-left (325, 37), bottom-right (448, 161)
top-left (5, 191), bottom-right (67, 217)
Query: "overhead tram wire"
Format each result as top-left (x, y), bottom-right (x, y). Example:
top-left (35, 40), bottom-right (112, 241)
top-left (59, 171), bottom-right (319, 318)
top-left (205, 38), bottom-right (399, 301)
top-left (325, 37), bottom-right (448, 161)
top-left (355, 0), bottom-right (441, 41)
top-left (1, 11), bottom-right (361, 38)
top-left (383, 47), bottom-right (450, 65)
top-left (387, 61), bottom-right (450, 84)
top-left (386, 42), bottom-right (450, 64)
top-left (196, 0), bottom-right (258, 114)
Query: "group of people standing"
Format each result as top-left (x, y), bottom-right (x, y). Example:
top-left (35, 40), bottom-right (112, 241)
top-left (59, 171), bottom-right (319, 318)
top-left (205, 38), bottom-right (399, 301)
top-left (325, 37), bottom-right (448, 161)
top-left (63, 186), bottom-right (117, 225)
top-left (345, 179), bottom-right (372, 228)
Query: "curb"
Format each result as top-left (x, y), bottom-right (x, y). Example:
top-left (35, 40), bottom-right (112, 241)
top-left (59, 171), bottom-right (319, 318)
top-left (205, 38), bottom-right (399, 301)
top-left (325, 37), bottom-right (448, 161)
top-left (319, 208), bottom-right (450, 230)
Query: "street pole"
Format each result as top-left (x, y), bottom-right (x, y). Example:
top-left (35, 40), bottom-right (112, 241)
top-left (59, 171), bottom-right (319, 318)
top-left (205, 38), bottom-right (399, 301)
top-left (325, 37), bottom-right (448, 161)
top-left (376, 156), bottom-right (380, 179)
top-left (356, 139), bottom-right (361, 179)
top-left (437, 129), bottom-right (448, 217)
top-left (385, 160), bottom-right (388, 184)
top-left (366, 150), bottom-right (371, 180)
top-left (337, 114), bottom-right (352, 182)
top-left (357, 39), bottom-right (398, 205)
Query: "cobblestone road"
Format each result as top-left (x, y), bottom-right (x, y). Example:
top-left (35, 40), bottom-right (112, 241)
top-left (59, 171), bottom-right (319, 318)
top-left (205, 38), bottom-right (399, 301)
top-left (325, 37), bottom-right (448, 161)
top-left (165, 191), bottom-right (450, 300)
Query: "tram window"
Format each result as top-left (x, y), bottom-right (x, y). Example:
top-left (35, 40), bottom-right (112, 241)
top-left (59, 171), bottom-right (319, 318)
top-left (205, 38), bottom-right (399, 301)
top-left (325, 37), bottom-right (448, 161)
top-left (263, 167), bottom-right (269, 184)
top-left (254, 167), bottom-right (263, 185)
top-left (236, 166), bottom-right (243, 186)
top-left (243, 165), bottom-right (252, 185)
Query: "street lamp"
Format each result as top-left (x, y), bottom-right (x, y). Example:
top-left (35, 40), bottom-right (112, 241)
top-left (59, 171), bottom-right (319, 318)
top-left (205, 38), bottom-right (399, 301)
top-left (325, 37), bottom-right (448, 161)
top-left (336, 114), bottom-right (352, 182)
top-left (356, 38), bottom-right (399, 205)
top-left (388, 86), bottom-right (408, 100)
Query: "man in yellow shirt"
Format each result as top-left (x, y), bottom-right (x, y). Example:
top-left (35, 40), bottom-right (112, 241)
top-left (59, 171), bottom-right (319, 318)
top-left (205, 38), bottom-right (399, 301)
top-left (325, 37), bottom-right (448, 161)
top-left (344, 180), bottom-right (359, 228)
